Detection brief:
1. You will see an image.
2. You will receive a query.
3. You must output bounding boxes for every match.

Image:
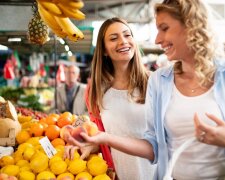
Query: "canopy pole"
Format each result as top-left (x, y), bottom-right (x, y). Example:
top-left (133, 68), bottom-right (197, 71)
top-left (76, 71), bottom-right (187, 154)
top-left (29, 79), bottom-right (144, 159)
top-left (54, 35), bottom-right (58, 112)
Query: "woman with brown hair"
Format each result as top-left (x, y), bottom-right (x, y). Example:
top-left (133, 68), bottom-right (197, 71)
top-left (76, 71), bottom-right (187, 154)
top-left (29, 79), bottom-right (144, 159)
top-left (65, 17), bottom-right (156, 180)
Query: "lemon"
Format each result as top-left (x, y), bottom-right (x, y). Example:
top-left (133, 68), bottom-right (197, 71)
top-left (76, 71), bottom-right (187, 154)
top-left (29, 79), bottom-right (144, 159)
top-left (64, 158), bottom-right (71, 165)
top-left (23, 147), bottom-right (35, 161)
top-left (87, 154), bottom-right (99, 161)
top-left (75, 172), bottom-right (92, 180)
top-left (36, 170), bottom-right (56, 180)
top-left (16, 130), bottom-right (31, 144)
top-left (0, 155), bottom-right (14, 166)
top-left (26, 137), bottom-right (40, 146)
top-left (12, 151), bottom-right (23, 164)
top-left (93, 174), bottom-right (111, 180)
top-left (19, 166), bottom-right (31, 172)
top-left (30, 151), bottom-right (47, 161)
top-left (21, 121), bottom-right (32, 129)
top-left (16, 159), bottom-right (29, 167)
top-left (87, 157), bottom-right (108, 176)
top-left (55, 146), bottom-right (64, 158)
top-left (49, 156), bottom-right (63, 166)
top-left (50, 160), bottom-right (67, 175)
top-left (1, 165), bottom-right (20, 176)
top-left (68, 159), bottom-right (87, 175)
top-left (18, 171), bottom-right (35, 180)
top-left (30, 156), bottom-right (48, 173)
top-left (17, 143), bottom-right (33, 154)
top-left (72, 150), bottom-right (80, 160)
top-left (57, 172), bottom-right (74, 180)
top-left (18, 115), bottom-right (32, 123)
top-left (35, 144), bottom-right (45, 153)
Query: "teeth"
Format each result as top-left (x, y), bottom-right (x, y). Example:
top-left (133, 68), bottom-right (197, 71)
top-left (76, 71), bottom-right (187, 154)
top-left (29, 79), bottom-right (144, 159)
top-left (118, 47), bottom-right (130, 52)
top-left (164, 46), bottom-right (171, 52)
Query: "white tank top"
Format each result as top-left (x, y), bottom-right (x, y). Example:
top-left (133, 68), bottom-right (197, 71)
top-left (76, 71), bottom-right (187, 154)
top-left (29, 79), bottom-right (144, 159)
top-left (165, 85), bottom-right (225, 180)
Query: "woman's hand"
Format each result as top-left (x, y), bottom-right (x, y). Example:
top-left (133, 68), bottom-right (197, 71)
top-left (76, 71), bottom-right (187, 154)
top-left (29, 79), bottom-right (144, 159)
top-left (65, 131), bottom-right (108, 147)
top-left (64, 145), bottom-right (99, 160)
top-left (63, 131), bottom-right (107, 159)
top-left (194, 113), bottom-right (225, 147)
top-left (64, 145), bottom-right (79, 160)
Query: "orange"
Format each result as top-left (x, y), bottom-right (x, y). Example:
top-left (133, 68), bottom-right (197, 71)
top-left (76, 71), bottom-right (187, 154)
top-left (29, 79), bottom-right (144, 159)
top-left (60, 112), bottom-right (72, 119)
top-left (45, 116), bottom-right (58, 125)
top-left (51, 138), bottom-right (65, 148)
top-left (16, 130), bottom-right (31, 144)
top-left (57, 116), bottom-right (73, 128)
top-left (39, 118), bottom-right (46, 124)
top-left (49, 113), bottom-right (60, 119)
top-left (45, 125), bottom-right (60, 141)
top-left (29, 123), bottom-right (44, 137)
top-left (39, 121), bottom-right (48, 132)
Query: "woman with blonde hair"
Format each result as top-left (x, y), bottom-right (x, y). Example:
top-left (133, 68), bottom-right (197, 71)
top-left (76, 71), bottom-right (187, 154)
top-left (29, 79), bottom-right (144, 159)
top-left (66, 0), bottom-right (225, 179)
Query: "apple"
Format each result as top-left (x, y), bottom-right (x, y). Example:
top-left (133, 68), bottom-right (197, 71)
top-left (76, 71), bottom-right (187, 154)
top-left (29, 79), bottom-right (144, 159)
top-left (70, 126), bottom-right (87, 142)
top-left (82, 121), bottom-right (98, 136)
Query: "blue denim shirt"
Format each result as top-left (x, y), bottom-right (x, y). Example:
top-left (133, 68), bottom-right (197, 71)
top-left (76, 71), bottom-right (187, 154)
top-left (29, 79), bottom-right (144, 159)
top-left (144, 59), bottom-right (225, 180)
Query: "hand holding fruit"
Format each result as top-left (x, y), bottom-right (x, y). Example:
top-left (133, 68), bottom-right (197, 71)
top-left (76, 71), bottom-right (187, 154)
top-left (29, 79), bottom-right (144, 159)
top-left (60, 120), bottom-right (99, 143)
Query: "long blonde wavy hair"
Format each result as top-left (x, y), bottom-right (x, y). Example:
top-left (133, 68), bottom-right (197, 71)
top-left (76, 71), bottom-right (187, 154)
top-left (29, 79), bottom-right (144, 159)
top-left (155, 0), bottom-right (218, 87)
top-left (88, 17), bottom-right (149, 116)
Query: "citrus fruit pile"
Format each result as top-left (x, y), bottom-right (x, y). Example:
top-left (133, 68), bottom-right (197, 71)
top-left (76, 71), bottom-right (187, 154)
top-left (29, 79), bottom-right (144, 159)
top-left (0, 111), bottom-right (112, 180)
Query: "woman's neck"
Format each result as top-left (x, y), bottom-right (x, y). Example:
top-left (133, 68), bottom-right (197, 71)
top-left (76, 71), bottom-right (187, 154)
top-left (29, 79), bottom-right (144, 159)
top-left (112, 64), bottom-right (130, 90)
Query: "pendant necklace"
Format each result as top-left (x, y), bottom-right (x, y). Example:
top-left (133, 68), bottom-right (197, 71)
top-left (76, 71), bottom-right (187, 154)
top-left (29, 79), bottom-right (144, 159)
top-left (188, 86), bottom-right (201, 93)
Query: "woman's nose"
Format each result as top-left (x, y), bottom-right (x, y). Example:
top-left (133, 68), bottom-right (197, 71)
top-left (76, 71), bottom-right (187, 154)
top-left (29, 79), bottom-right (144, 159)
top-left (119, 36), bottom-right (128, 44)
top-left (155, 33), bottom-right (162, 45)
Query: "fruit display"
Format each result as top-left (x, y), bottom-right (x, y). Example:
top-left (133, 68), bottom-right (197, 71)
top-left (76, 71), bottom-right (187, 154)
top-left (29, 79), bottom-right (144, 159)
top-left (37, 0), bottom-right (85, 42)
top-left (0, 104), bottom-right (113, 179)
top-left (16, 107), bottom-right (47, 120)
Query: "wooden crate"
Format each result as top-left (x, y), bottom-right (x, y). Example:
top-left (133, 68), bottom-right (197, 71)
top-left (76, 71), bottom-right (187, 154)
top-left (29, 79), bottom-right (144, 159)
top-left (0, 128), bottom-right (16, 146)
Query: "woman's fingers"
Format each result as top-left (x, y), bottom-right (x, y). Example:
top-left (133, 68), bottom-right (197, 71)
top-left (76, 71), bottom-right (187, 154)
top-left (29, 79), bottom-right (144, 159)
top-left (205, 113), bottom-right (225, 126)
top-left (64, 145), bottom-right (79, 160)
top-left (70, 146), bottom-right (79, 160)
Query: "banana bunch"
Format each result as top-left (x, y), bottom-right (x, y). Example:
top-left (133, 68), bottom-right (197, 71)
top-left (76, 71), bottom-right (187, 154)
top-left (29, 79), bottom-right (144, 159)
top-left (37, 0), bottom-right (85, 41)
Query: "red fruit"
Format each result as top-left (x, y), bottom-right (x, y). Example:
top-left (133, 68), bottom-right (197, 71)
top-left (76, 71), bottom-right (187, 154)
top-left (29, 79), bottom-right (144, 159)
top-left (70, 126), bottom-right (87, 142)
top-left (60, 125), bottom-right (74, 140)
top-left (82, 121), bottom-right (98, 136)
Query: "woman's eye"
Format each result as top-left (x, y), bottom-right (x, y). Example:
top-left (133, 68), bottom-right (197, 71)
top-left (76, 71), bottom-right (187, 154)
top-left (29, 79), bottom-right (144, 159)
top-left (125, 34), bottom-right (132, 37)
top-left (110, 38), bottom-right (117, 41)
top-left (162, 27), bottom-right (168, 32)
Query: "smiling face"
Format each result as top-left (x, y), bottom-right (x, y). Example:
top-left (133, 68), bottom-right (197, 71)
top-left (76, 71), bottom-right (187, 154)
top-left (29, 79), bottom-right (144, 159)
top-left (103, 22), bottom-right (135, 63)
top-left (155, 11), bottom-right (193, 61)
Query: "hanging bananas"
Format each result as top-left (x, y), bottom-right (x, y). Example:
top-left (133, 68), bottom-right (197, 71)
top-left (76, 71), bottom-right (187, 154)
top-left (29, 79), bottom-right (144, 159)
top-left (36, 0), bottom-right (85, 41)
top-left (54, 17), bottom-right (84, 39)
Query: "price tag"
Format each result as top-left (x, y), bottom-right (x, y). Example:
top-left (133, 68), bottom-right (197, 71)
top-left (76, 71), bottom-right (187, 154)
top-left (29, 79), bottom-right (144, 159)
top-left (39, 136), bottom-right (57, 158)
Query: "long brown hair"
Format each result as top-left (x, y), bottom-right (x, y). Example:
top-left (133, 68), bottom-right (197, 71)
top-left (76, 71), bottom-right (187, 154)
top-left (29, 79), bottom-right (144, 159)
top-left (89, 17), bottom-right (149, 116)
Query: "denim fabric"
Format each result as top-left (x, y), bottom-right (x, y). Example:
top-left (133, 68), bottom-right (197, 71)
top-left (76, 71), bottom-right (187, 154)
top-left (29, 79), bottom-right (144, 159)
top-left (144, 59), bottom-right (225, 180)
